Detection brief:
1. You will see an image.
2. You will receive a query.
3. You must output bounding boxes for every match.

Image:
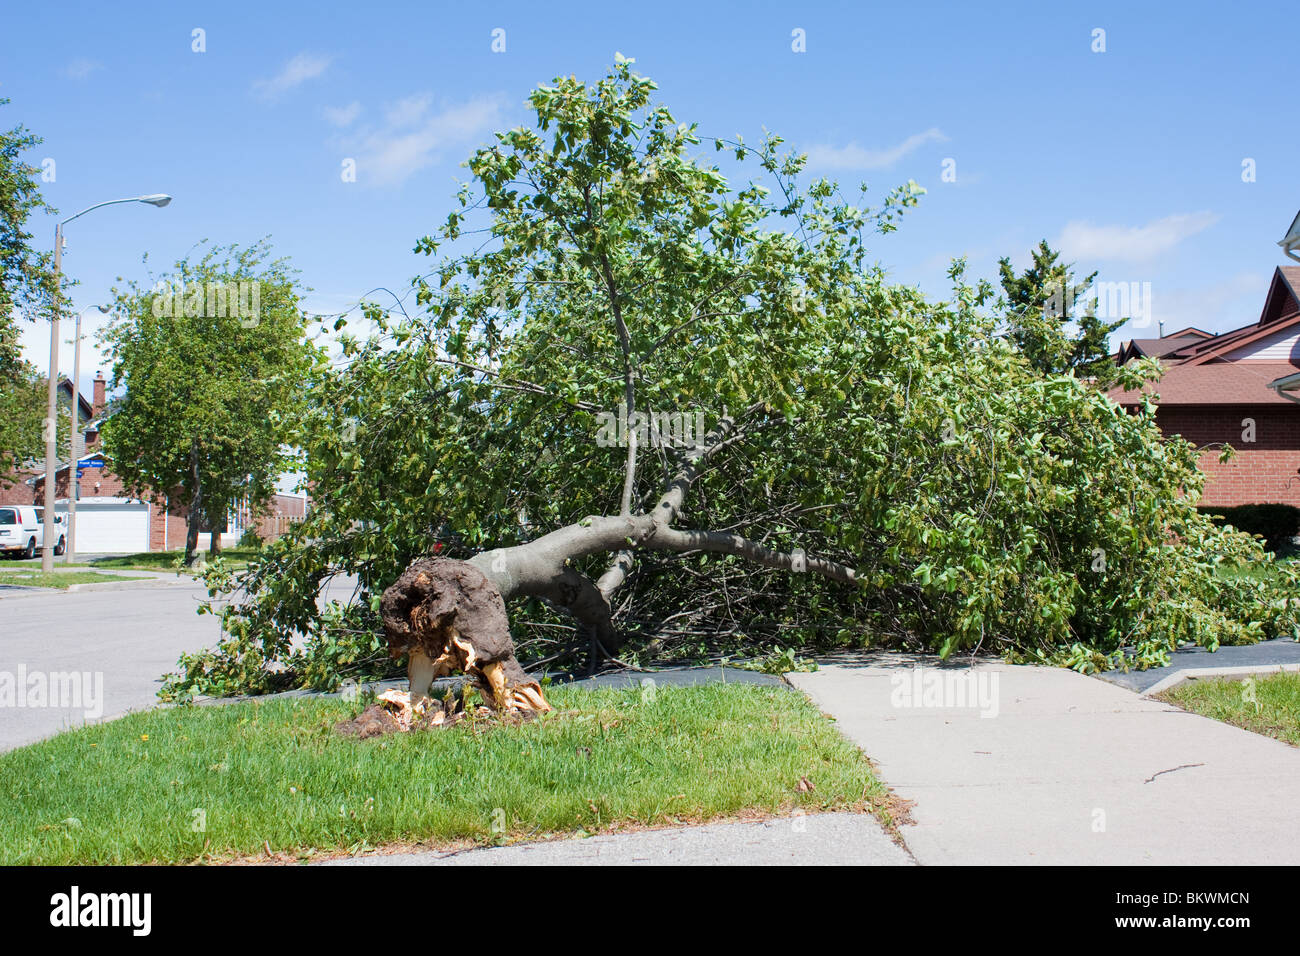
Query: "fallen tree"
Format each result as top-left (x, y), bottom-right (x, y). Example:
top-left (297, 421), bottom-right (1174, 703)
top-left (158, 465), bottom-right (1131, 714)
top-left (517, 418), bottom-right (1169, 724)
top-left (163, 62), bottom-right (1299, 705)
top-left (379, 408), bottom-right (860, 711)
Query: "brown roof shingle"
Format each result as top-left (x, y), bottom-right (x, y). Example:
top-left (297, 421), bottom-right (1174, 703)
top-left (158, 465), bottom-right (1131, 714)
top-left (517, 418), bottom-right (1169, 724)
top-left (1108, 361), bottom-right (1300, 406)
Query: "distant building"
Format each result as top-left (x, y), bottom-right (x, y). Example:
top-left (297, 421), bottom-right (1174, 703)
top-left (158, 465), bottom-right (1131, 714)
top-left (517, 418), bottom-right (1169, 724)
top-left (1109, 266), bottom-right (1300, 507)
top-left (4, 372), bottom-right (307, 553)
top-left (0, 376), bottom-right (96, 506)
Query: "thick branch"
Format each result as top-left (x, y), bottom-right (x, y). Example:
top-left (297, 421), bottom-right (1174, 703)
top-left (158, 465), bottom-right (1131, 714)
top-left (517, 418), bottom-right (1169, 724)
top-left (585, 181), bottom-right (638, 517)
top-left (595, 403), bottom-right (764, 599)
top-left (466, 504), bottom-right (857, 649)
top-left (642, 527), bottom-right (859, 585)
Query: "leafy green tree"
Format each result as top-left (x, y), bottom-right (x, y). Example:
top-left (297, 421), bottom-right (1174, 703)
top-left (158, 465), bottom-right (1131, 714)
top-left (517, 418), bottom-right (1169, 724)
top-left (100, 241), bottom-right (320, 565)
top-left (997, 241), bottom-right (1123, 383)
top-left (0, 366), bottom-right (51, 491)
top-left (162, 63), bottom-right (1296, 703)
top-left (0, 99), bottom-right (60, 475)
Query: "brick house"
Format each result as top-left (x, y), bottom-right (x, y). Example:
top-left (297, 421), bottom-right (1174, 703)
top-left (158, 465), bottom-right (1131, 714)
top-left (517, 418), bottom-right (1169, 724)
top-left (0, 376), bottom-right (97, 506)
top-left (6, 372), bottom-right (307, 553)
top-left (1109, 265), bottom-right (1300, 507)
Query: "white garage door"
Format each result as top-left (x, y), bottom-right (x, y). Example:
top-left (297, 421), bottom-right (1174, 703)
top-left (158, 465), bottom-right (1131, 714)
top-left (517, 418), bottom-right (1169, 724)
top-left (62, 502), bottom-right (149, 553)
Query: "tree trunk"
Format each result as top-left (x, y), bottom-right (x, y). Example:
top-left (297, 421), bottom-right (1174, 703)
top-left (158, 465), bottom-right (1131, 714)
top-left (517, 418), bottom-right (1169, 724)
top-left (381, 512), bottom-right (859, 708)
top-left (183, 511), bottom-right (200, 566)
top-left (208, 510), bottom-right (224, 557)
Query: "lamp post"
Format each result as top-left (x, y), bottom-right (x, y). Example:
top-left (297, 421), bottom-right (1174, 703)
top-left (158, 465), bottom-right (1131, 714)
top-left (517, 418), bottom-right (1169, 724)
top-left (42, 194), bottom-right (171, 571)
top-left (65, 304), bottom-right (111, 563)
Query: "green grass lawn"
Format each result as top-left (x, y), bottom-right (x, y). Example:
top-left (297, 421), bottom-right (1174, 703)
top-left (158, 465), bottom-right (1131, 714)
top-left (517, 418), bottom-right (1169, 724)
top-left (0, 569), bottom-right (146, 589)
top-left (5, 548), bottom-right (261, 574)
top-left (89, 548), bottom-right (262, 572)
top-left (1157, 671), bottom-right (1300, 746)
top-left (1217, 552), bottom-right (1298, 589)
top-left (0, 683), bottom-right (893, 865)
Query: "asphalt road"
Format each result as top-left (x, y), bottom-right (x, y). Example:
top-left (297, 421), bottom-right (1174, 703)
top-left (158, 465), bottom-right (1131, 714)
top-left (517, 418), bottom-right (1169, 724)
top-left (0, 572), bottom-right (361, 751)
top-left (0, 577), bottom-right (217, 750)
top-left (1098, 636), bottom-right (1300, 692)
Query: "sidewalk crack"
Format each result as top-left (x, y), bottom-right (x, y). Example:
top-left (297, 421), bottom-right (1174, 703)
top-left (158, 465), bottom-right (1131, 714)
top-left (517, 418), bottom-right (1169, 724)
top-left (1144, 762), bottom-right (1204, 784)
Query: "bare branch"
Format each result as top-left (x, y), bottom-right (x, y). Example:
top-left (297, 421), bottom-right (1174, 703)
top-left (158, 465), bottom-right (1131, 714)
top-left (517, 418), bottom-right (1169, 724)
top-left (643, 527), bottom-right (859, 586)
top-left (432, 356), bottom-right (601, 412)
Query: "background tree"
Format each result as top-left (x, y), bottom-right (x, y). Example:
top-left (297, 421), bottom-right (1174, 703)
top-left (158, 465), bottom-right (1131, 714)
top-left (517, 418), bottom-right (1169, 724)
top-left (0, 99), bottom-right (60, 478)
top-left (100, 240), bottom-right (321, 565)
top-left (162, 63), bottom-right (1296, 703)
top-left (997, 240), bottom-right (1123, 383)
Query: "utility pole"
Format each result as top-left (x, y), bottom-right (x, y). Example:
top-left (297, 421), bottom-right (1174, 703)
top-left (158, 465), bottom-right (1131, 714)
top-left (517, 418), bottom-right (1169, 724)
top-left (66, 305), bottom-right (109, 562)
top-left (41, 223), bottom-right (63, 572)
top-left (40, 194), bottom-right (171, 571)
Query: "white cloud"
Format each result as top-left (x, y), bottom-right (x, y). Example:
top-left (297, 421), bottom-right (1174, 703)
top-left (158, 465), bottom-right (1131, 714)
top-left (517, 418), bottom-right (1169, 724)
top-left (1056, 211), bottom-right (1220, 263)
top-left (1134, 270), bottom-right (1266, 338)
top-left (803, 128), bottom-right (948, 170)
top-left (253, 53), bottom-right (332, 100)
top-left (384, 93), bottom-right (433, 128)
top-left (323, 101), bottom-right (361, 127)
top-left (62, 58), bottom-right (101, 80)
top-left (342, 93), bottom-right (507, 186)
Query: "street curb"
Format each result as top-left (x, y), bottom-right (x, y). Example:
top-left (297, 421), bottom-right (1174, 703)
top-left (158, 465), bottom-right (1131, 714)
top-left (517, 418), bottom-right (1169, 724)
top-left (1, 573), bottom-right (191, 597)
top-left (65, 576), bottom-right (190, 593)
top-left (1141, 662), bottom-right (1300, 697)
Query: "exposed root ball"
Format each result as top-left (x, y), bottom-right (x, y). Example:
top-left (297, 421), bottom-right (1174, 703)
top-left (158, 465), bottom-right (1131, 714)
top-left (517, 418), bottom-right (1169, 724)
top-left (334, 703), bottom-right (403, 739)
top-left (333, 690), bottom-right (540, 738)
top-left (379, 557), bottom-right (551, 714)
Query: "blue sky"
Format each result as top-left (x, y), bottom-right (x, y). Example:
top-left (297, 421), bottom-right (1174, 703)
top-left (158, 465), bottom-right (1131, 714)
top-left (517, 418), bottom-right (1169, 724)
top-left (3, 0), bottom-right (1297, 398)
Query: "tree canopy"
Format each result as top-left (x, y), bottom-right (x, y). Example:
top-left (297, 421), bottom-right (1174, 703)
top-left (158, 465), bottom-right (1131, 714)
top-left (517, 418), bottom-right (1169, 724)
top-left (997, 240), bottom-right (1124, 382)
top-left (161, 62), bottom-right (1297, 702)
top-left (100, 240), bottom-right (321, 564)
top-left (0, 99), bottom-right (60, 475)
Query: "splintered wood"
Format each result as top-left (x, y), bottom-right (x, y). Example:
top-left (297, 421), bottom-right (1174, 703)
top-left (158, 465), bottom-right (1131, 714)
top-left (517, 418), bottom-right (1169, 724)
top-left (379, 557), bottom-right (552, 716)
top-left (333, 687), bottom-right (544, 738)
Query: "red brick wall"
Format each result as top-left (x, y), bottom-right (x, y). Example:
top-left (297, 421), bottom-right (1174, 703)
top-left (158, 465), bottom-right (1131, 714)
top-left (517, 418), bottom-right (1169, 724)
top-left (1156, 405), bottom-right (1300, 506)
top-left (0, 466), bottom-right (40, 506)
top-left (148, 501), bottom-right (190, 552)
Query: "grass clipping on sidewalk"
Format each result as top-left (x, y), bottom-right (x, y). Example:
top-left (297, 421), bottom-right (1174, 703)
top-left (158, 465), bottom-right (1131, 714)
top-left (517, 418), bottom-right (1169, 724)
top-left (0, 683), bottom-right (895, 864)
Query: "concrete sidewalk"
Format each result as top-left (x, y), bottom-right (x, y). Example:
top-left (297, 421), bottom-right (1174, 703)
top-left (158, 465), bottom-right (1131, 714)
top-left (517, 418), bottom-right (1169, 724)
top-left (325, 812), bottom-right (911, 866)
top-left (788, 654), bottom-right (1300, 865)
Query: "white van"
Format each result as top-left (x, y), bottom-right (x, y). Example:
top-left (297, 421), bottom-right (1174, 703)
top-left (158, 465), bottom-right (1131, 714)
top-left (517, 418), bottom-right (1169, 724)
top-left (0, 505), bottom-right (65, 558)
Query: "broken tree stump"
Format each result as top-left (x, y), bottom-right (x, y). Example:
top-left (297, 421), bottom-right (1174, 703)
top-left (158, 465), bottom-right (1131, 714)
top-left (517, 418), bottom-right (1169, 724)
top-left (379, 557), bottom-right (551, 714)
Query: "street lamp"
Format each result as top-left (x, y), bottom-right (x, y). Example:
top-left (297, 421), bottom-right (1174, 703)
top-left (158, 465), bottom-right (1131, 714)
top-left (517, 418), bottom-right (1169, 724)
top-left (42, 194), bottom-right (172, 571)
top-left (65, 304), bottom-right (111, 563)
